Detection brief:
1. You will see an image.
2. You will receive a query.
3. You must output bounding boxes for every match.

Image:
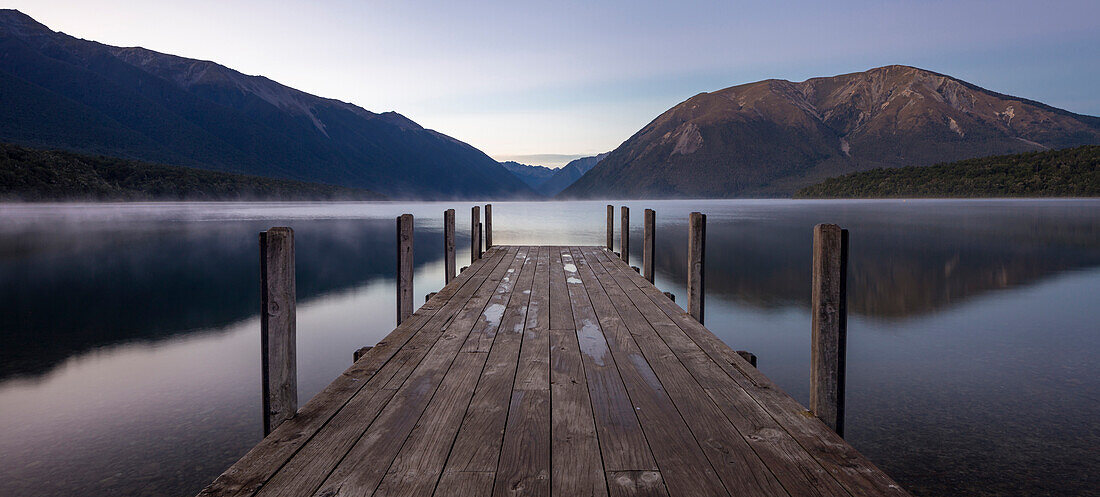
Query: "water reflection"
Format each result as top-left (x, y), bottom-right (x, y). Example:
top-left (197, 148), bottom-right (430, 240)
top-left (0, 200), bottom-right (1097, 497)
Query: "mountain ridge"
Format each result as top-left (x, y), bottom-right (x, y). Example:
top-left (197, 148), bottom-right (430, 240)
top-left (0, 9), bottom-right (536, 199)
top-left (560, 65), bottom-right (1100, 198)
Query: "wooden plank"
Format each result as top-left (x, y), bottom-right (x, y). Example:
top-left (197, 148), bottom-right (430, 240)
top-left (259, 227), bottom-right (296, 436)
top-left (550, 328), bottom-right (607, 497)
top-left (514, 247), bottom-right (550, 390)
top-left (472, 206), bottom-right (481, 263)
top-left (493, 389), bottom-right (551, 497)
top-left (397, 214), bottom-right (414, 325)
top-left (443, 248), bottom-right (537, 473)
top-left (606, 205), bottom-right (614, 250)
top-left (445, 209), bottom-right (456, 284)
top-left (642, 209), bottom-right (655, 283)
top-left (372, 351), bottom-right (489, 497)
top-left (435, 472), bottom-right (495, 497)
top-left (687, 212), bottom-right (705, 324)
top-left (306, 247), bottom-right (523, 497)
top-left (198, 248), bottom-right (506, 497)
top-left (597, 248), bottom-right (910, 497)
top-left (549, 245), bottom-right (573, 331)
top-left (559, 249), bottom-right (658, 473)
top-left (247, 249), bottom-right (516, 497)
top-left (581, 248), bottom-right (790, 496)
top-left (485, 203), bottom-right (493, 248)
top-left (620, 207), bottom-right (630, 264)
top-left (566, 248), bottom-right (727, 496)
top-left (607, 471), bottom-right (670, 497)
top-left (462, 248), bottom-right (531, 353)
top-left (811, 224), bottom-right (848, 436)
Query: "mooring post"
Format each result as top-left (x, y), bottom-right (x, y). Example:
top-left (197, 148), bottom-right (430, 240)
top-left (606, 204), bottom-right (614, 249)
top-left (810, 223), bottom-right (849, 437)
top-left (643, 208), bottom-right (655, 283)
top-left (621, 206), bottom-right (630, 263)
top-left (736, 350), bottom-right (758, 368)
top-left (396, 214), bottom-right (414, 325)
top-left (687, 212), bottom-right (706, 324)
top-left (471, 206), bottom-right (480, 263)
top-left (484, 204), bottom-right (493, 249)
top-left (259, 227), bottom-right (297, 436)
top-left (444, 209), bottom-right (456, 284)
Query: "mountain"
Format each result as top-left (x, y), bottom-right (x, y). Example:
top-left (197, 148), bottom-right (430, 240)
top-left (537, 152), bottom-right (608, 196)
top-left (0, 10), bottom-right (536, 199)
top-left (795, 145), bottom-right (1100, 198)
top-left (560, 65), bottom-right (1100, 198)
top-left (0, 142), bottom-right (386, 201)
top-left (500, 160), bottom-right (556, 188)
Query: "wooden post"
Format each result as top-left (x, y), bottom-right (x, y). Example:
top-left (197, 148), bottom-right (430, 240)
top-left (810, 223), bottom-right (849, 437)
top-left (353, 346), bottom-right (373, 362)
top-left (484, 204), bottom-right (493, 249)
top-left (643, 208), bottom-right (655, 283)
top-left (663, 291), bottom-right (675, 302)
top-left (444, 209), bottom-right (456, 284)
top-left (471, 206), bottom-right (480, 263)
top-left (606, 204), bottom-right (614, 249)
top-left (425, 292), bottom-right (438, 302)
top-left (687, 212), bottom-right (706, 324)
top-left (478, 222), bottom-right (484, 258)
top-left (736, 351), bottom-right (757, 368)
top-left (259, 227), bottom-right (296, 436)
top-left (396, 214), bottom-right (414, 325)
top-left (621, 206), bottom-right (630, 263)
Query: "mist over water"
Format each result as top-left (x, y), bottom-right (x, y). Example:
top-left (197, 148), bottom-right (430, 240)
top-left (0, 200), bottom-right (1097, 497)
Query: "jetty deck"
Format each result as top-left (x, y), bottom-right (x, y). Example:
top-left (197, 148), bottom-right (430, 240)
top-left (200, 245), bottom-right (909, 497)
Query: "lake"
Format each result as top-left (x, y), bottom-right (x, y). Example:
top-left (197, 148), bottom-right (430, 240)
top-left (0, 199), bottom-right (1097, 497)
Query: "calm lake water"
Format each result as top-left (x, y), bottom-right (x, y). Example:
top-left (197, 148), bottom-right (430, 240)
top-left (0, 199), bottom-right (1097, 497)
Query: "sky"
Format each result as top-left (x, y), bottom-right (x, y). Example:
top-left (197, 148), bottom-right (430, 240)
top-left (9, 1), bottom-right (1100, 167)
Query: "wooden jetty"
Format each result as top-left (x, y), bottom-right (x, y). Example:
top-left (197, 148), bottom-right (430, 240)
top-left (199, 207), bottom-right (909, 497)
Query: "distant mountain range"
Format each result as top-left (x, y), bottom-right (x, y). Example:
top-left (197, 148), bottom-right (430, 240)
top-left (0, 10), bottom-right (535, 199)
top-left (501, 153), bottom-right (607, 196)
top-left (561, 65), bottom-right (1100, 198)
top-left (500, 161), bottom-right (556, 188)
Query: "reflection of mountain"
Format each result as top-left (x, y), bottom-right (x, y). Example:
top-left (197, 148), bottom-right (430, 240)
top-left (647, 209), bottom-right (1100, 319)
top-left (0, 219), bottom-right (450, 380)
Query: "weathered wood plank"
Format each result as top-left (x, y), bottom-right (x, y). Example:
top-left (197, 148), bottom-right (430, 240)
top-left (581, 248), bottom-right (790, 496)
top-left (493, 389), bottom-right (551, 497)
top-left (259, 227), bottom-right (296, 436)
top-left (811, 224), bottom-right (848, 436)
top-left (607, 471), bottom-right (670, 497)
top-left (443, 248), bottom-right (537, 472)
top-left (566, 248), bottom-right (726, 496)
top-left (397, 214), bottom-right (414, 325)
top-left (444, 209), bottom-right (456, 284)
top-left (247, 250), bottom-right (516, 497)
top-left (462, 248), bottom-right (530, 353)
top-left (550, 328), bottom-right (607, 497)
top-left (514, 247), bottom-right (550, 391)
top-left (372, 351), bottom-right (489, 497)
top-left (597, 247), bottom-right (910, 497)
top-left (307, 248), bottom-right (522, 497)
top-left (643, 209), bottom-right (655, 284)
top-left (485, 203), bottom-right (493, 249)
top-left (560, 248), bottom-right (657, 473)
top-left (687, 212), bottom-right (705, 324)
top-left (549, 246), bottom-right (573, 331)
top-left (435, 471), bottom-right (495, 497)
top-left (620, 207), bottom-right (630, 264)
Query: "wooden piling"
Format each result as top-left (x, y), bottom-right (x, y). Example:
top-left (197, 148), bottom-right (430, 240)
top-left (736, 350), bottom-right (757, 368)
top-left (259, 227), bottom-right (297, 436)
top-left (471, 206), bottom-right (480, 263)
top-left (484, 204), bottom-right (493, 249)
top-left (810, 223), bottom-right (848, 436)
top-left (606, 204), bottom-right (614, 249)
top-left (621, 206), bottom-right (630, 263)
top-left (444, 209), bottom-right (456, 284)
top-left (478, 222), bottom-right (484, 259)
top-left (643, 208), bottom-right (655, 283)
top-left (396, 214), bottom-right (414, 325)
top-left (687, 212), bottom-right (706, 324)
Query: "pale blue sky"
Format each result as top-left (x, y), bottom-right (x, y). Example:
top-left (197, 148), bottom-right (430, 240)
top-left (10, 0), bottom-right (1099, 166)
